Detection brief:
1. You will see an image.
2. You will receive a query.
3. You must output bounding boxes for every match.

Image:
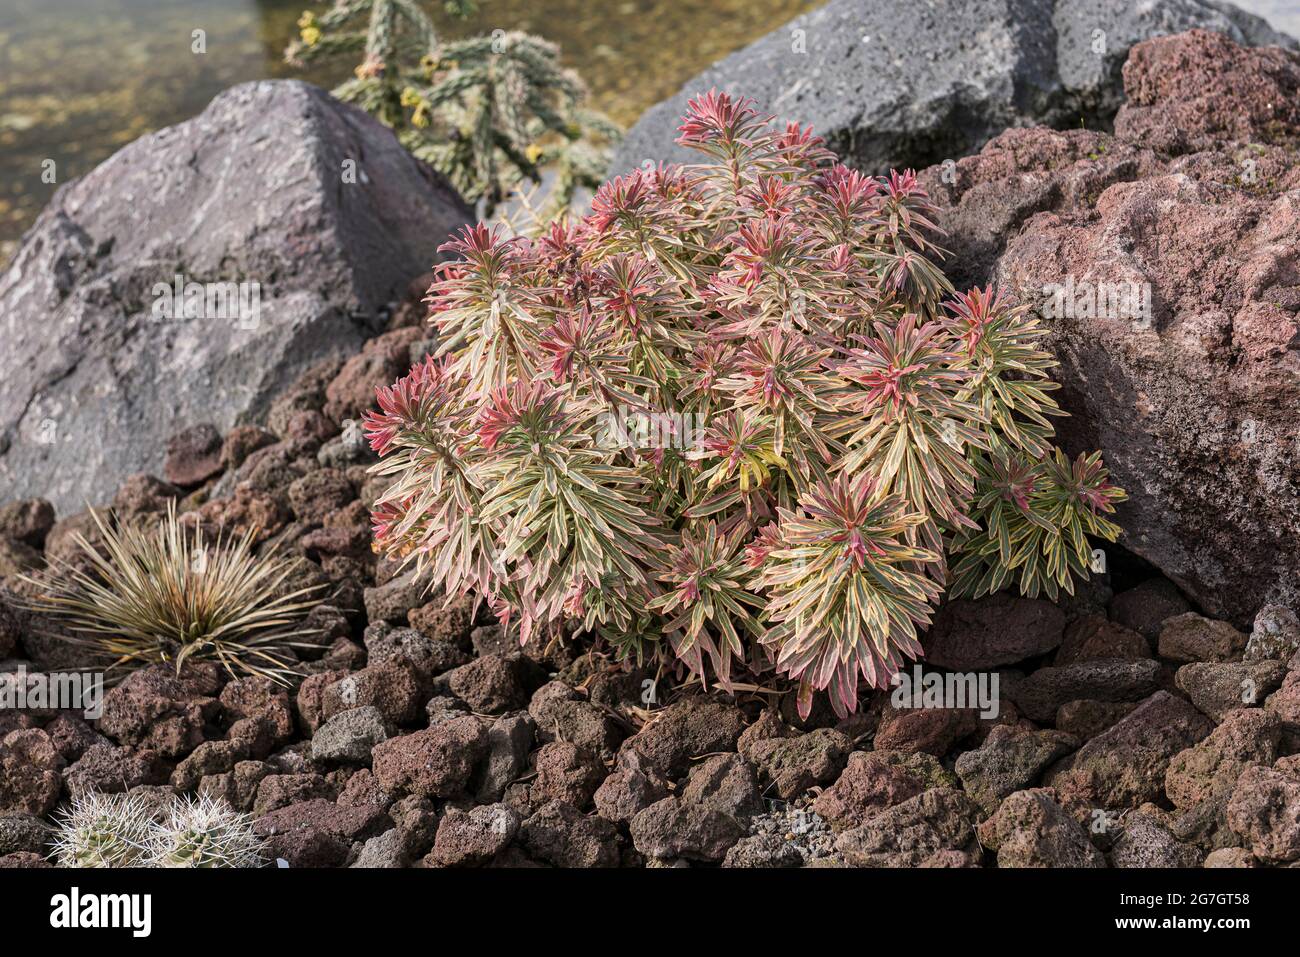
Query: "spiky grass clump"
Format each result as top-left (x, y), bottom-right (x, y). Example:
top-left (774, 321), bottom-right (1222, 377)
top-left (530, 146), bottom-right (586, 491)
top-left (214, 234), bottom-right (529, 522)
top-left (25, 506), bottom-right (322, 685)
top-left (148, 794), bottom-right (266, 868)
top-left (49, 791), bottom-right (156, 868)
top-left (49, 792), bottom-right (267, 868)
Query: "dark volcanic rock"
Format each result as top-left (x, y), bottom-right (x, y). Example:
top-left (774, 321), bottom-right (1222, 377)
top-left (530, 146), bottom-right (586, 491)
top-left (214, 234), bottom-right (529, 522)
top-left (681, 754), bottom-right (763, 819)
top-left (1158, 613), bottom-right (1249, 663)
top-left (0, 499), bottom-right (55, 548)
top-left (593, 749), bottom-right (672, 825)
top-left (96, 665), bottom-right (221, 759)
top-left (0, 79), bottom-right (469, 511)
top-left (611, 0), bottom-right (1291, 177)
top-left (529, 682), bottom-right (625, 761)
top-left (1007, 658), bottom-right (1161, 722)
top-left (1244, 605), bottom-right (1300, 663)
top-left (1109, 580), bottom-right (1194, 640)
top-left (1055, 615), bottom-right (1151, 665)
top-left (254, 798), bottom-right (390, 868)
top-left (923, 593), bottom-right (1065, 669)
top-left (1165, 708), bottom-right (1283, 849)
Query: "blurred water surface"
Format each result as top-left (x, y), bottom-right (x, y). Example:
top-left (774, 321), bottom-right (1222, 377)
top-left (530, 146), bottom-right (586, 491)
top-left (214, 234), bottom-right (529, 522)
top-left (0, 0), bottom-right (818, 250)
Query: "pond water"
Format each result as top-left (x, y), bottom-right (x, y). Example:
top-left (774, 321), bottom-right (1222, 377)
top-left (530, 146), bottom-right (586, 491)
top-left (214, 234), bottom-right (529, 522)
top-left (0, 0), bottom-right (819, 253)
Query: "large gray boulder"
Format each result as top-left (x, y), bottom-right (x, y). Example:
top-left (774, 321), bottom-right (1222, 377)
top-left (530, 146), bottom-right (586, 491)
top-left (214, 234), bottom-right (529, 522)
top-left (609, 0), bottom-right (1294, 177)
top-left (0, 80), bottom-right (470, 512)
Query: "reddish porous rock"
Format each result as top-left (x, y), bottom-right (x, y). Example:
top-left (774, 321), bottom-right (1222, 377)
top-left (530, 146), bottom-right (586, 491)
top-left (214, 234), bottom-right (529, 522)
top-left (254, 798), bottom-right (391, 868)
top-left (1007, 658), bottom-right (1161, 722)
top-left (220, 676), bottom-right (295, 748)
top-left (629, 796), bottom-right (747, 863)
top-left (64, 743), bottom-right (165, 798)
top-left (813, 750), bottom-right (956, 829)
top-left (873, 701), bottom-right (979, 756)
top-left (1165, 709), bottom-right (1282, 849)
top-left (518, 800), bottom-right (621, 867)
top-left (220, 425), bottom-right (277, 472)
top-left (1175, 660), bottom-right (1287, 722)
top-left (371, 716), bottom-right (488, 798)
top-left (593, 749), bottom-right (671, 825)
top-left (428, 803), bottom-right (521, 867)
top-left (96, 664), bottom-right (222, 758)
top-left (163, 424), bottom-right (224, 486)
top-left (1110, 811), bottom-right (1202, 868)
top-left (320, 663), bottom-right (423, 727)
top-left (526, 741), bottom-right (606, 810)
top-left (1158, 613), bottom-right (1249, 663)
top-left (921, 29), bottom-right (1300, 625)
top-left (445, 654), bottom-right (531, 714)
top-left (955, 726), bottom-right (1078, 814)
top-left (1055, 699), bottom-right (1138, 740)
top-left (620, 697), bottom-right (747, 777)
top-left (834, 788), bottom-right (981, 867)
top-left (978, 789), bottom-right (1105, 868)
top-left (287, 469), bottom-right (354, 524)
top-left (324, 329), bottom-right (423, 423)
top-left (0, 498), bottom-right (55, 548)
top-left (923, 593), bottom-right (1065, 669)
top-left (681, 753), bottom-right (763, 819)
top-left (1046, 691), bottom-right (1213, 809)
top-left (0, 729), bottom-right (64, 815)
top-left (1226, 764), bottom-right (1300, 864)
top-left (1265, 671), bottom-right (1300, 750)
top-left (253, 773), bottom-right (336, 816)
top-left (528, 681), bottom-right (624, 762)
top-left (746, 728), bottom-right (851, 800)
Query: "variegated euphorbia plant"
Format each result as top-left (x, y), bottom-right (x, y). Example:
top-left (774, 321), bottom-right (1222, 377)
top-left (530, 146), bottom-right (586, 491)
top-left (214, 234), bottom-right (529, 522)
top-left (364, 91), bottom-right (1125, 718)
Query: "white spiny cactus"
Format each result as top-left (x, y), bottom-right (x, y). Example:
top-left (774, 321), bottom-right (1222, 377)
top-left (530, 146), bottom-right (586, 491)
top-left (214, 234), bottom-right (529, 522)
top-left (148, 793), bottom-right (266, 868)
top-left (49, 791), bottom-right (156, 867)
top-left (49, 791), bottom-right (267, 869)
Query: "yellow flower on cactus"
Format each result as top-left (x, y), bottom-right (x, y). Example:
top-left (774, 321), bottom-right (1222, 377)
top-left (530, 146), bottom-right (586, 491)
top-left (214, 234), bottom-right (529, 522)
top-left (296, 10), bottom-right (315, 28)
top-left (400, 87), bottom-right (421, 108)
top-left (300, 26), bottom-right (321, 46)
top-left (412, 105), bottom-right (430, 129)
top-left (524, 143), bottom-right (544, 164)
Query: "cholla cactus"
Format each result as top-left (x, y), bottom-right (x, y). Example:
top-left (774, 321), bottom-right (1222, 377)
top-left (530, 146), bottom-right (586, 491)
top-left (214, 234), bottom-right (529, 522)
top-left (365, 92), bottom-right (1126, 718)
top-left (49, 792), bottom-right (156, 868)
top-left (49, 793), bottom-right (266, 868)
top-left (23, 505), bottom-right (322, 685)
top-left (285, 0), bottom-right (619, 218)
top-left (148, 794), bottom-right (266, 868)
